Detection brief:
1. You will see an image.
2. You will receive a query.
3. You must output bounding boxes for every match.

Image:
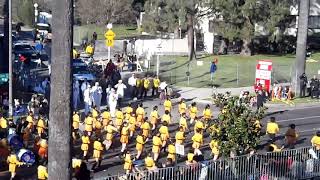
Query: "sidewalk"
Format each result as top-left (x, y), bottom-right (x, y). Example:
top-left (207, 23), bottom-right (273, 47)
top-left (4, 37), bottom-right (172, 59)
top-left (176, 86), bottom-right (255, 103)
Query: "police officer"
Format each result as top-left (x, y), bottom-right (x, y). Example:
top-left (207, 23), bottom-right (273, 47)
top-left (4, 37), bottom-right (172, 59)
top-left (310, 75), bottom-right (319, 99)
top-left (299, 73), bottom-right (308, 98)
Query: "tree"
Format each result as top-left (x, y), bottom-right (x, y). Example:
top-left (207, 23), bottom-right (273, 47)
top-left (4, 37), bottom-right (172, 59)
top-left (211, 0), bottom-right (292, 56)
top-left (143, 0), bottom-right (213, 64)
top-left (48, 0), bottom-right (72, 178)
top-left (292, 0), bottom-right (310, 96)
top-left (209, 94), bottom-right (266, 156)
top-left (77, 0), bottom-right (135, 25)
top-left (16, 0), bottom-right (34, 26)
top-left (132, 0), bottom-right (145, 32)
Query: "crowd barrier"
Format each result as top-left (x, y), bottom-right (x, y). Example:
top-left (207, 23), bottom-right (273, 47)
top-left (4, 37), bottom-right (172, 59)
top-left (101, 146), bottom-right (320, 180)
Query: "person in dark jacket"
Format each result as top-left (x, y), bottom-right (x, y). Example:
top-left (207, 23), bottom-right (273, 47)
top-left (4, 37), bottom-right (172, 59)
top-left (299, 73), bottom-right (308, 98)
top-left (210, 60), bottom-right (217, 81)
top-left (256, 90), bottom-right (265, 110)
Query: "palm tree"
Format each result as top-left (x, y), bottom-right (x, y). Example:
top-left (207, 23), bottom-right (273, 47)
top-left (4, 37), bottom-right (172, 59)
top-left (48, 0), bottom-right (73, 178)
top-left (293, 0), bottom-right (310, 96)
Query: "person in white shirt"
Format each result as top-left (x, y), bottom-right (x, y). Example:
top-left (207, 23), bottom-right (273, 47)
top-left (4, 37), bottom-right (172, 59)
top-left (128, 73), bottom-right (137, 99)
top-left (91, 82), bottom-right (103, 111)
top-left (81, 79), bottom-right (90, 100)
top-left (83, 85), bottom-right (92, 115)
top-left (73, 80), bottom-right (80, 110)
top-left (108, 88), bottom-right (118, 117)
top-left (114, 79), bottom-right (127, 107)
top-left (105, 84), bottom-right (112, 104)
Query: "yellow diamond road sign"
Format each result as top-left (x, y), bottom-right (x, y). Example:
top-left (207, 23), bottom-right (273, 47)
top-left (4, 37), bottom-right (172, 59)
top-left (105, 29), bottom-right (115, 47)
top-left (105, 30), bottom-right (115, 40)
top-left (105, 39), bottom-right (114, 47)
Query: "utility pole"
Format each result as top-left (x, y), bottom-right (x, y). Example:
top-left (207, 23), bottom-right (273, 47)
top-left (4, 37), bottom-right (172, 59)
top-left (8, 0), bottom-right (12, 117)
top-left (292, 0), bottom-right (310, 96)
top-left (48, 0), bottom-right (73, 179)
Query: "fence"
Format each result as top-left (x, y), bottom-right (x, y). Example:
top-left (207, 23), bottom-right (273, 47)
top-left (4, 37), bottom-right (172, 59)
top-left (101, 146), bottom-right (320, 180)
top-left (146, 55), bottom-right (320, 89)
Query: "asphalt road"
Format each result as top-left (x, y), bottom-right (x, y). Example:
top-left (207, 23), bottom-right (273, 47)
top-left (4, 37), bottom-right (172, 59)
top-left (88, 102), bottom-right (320, 179)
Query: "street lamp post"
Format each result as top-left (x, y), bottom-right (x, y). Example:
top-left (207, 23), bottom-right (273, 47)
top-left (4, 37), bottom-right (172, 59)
top-left (8, 0), bottom-right (13, 117)
top-left (156, 39), bottom-right (162, 77)
top-left (34, 3), bottom-right (38, 24)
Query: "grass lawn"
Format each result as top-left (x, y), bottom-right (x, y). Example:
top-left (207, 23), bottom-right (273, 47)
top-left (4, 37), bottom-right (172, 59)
top-left (151, 53), bottom-right (320, 88)
top-left (269, 97), bottom-right (320, 105)
top-left (73, 24), bottom-right (139, 44)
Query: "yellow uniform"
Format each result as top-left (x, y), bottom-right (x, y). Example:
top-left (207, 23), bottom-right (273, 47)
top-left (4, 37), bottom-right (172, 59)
top-left (167, 144), bottom-right (176, 161)
top-left (136, 79), bottom-right (142, 88)
top-left (311, 135), bottom-right (320, 149)
top-left (175, 131), bottom-right (185, 145)
top-left (150, 110), bottom-right (159, 125)
top-left (26, 115), bottom-right (34, 129)
top-left (253, 120), bottom-right (261, 133)
top-left (164, 100), bottom-right (172, 112)
top-left (120, 126), bottom-right (130, 144)
top-left (144, 79), bottom-right (150, 89)
top-left (93, 141), bottom-right (104, 159)
top-left (129, 116), bottom-right (136, 132)
top-left (37, 118), bottom-right (46, 135)
top-left (102, 111), bottom-right (111, 127)
top-left (266, 122), bottom-right (279, 134)
top-left (159, 125), bottom-right (169, 141)
top-left (144, 156), bottom-right (155, 170)
top-left (105, 125), bottom-right (117, 141)
top-left (162, 114), bottom-right (171, 124)
top-left (95, 120), bottom-right (102, 130)
top-left (37, 165), bottom-right (48, 180)
top-left (81, 136), bottom-right (90, 151)
top-left (72, 158), bottom-right (82, 169)
top-left (73, 49), bottom-right (78, 59)
top-left (141, 122), bottom-right (150, 137)
top-left (192, 133), bottom-right (203, 149)
top-left (194, 121), bottom-right (204, 131)
top-left (179, 117), bottom-right (188, 131)
top-left (92, 109), bottom-right (99, 119)
top-left (153, 78), bottom-right (160, 88)
top-left (209, 140), bottom-right (219, 156)
top-left (178, 102), bottom-right (187, 115)
top-left (124, 153), bottom-right (132, 171)
top-left (115, 110), bottom-right (124, 129)
top-left (203, 109), bottom-right (212, 120)
top-left (189, 106), bottom-right (198, 120)
top-left (85, 45), bottom-right (94, 55)
top-left (152, 136), bottom-right (162, 153)
top-left (270, 144), bottom-right (282, 152)
top-left (136, 135), bottom-right (145, 151)
top-left (72, 114), bottom-right (80, 130)
top-left (187, 153), bottom-right (194, 163)
top-left (85, 117), bottom-right (93, 132)
top-left (136, 107), bottom-right (145, 124)
top-left (0, 117), bottom-right (7, 129)
top-left (125, 106), bottom-right (133, 120)
top-left (7, 154), bottom-right (23, 173)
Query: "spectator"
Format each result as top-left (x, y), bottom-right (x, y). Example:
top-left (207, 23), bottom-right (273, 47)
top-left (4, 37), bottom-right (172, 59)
top-left (114, 80), bottom-right (127, 107)
top-left (256, 90), bottom-right (266, 110)
top-left (128, 74), bottom-right (137, 99)
top-left (285, 124), bottom-right (298, 149)
top-left (299, 73), bottom-right (308, 98)
top-left (210, 59), bottom-right (217, 81)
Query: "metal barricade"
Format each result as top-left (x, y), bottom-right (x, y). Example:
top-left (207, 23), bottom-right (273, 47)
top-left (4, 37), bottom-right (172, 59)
top-left (103, 146), bottom-right (320, 180)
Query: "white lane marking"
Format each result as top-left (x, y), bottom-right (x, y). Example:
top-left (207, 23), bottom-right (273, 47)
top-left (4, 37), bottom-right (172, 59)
top-left (276, 115), bottom-right (320, 123)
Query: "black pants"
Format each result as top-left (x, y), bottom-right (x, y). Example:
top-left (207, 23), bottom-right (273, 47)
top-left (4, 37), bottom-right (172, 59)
top-left (311, 89), bottom-right (319, 98)
top-left (300, 86), bottom-right (306, 98)
top-left (130, 86), bottom-right (137, 98)
top-left (152, 87), bottom-right (159, 97)
top-left (141, 88), bottom-right (148, 98)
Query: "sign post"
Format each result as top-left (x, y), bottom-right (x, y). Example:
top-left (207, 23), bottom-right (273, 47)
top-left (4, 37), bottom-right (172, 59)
top-left (255, 60), bottom-right (273, 92)
top-left (104, 23), bottom-right (115, 63)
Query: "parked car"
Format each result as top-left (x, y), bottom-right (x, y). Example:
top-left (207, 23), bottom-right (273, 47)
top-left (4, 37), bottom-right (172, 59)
top-left (73, 59), bottom-right (96, 82)
top-left (13, 42), bottom-right (40, 62)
